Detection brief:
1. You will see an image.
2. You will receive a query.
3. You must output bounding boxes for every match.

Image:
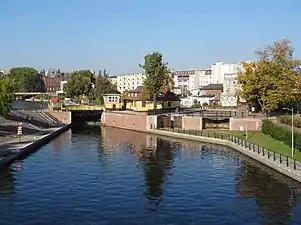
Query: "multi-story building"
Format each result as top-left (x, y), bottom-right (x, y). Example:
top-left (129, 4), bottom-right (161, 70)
top-left (220, 73), bottom-right (238, 107)
top-left (172, 70), bottom-right (199, 95)
top-left (210, 62), bottom-right (242, 84)
top-left (43, 69), bottom-right (69, 92)
top-left (116, 72), bottom-right (146, 93)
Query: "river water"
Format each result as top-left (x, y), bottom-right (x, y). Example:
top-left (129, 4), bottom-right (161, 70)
top-left (0, 125), bottom-right (301, 225)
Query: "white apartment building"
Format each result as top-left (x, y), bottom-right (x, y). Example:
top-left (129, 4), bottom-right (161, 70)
top-left (211, 62), bottom-right (242, 84)
top-left (172, 70), bottom-right (200, 94)
top-left (116, 72), bottom-right (146, 93)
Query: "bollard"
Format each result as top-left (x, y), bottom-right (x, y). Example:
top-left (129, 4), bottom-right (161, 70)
top-left (262, 148), bottom-right (265, 156)
top-left (273, 152), bottom-right (276, 161)
top-left (286, 156), bottom-right (289, 167)
top-left (280, 154), bottom-right (282, 164)
top-left (268, 150), bottom-right (270, 158)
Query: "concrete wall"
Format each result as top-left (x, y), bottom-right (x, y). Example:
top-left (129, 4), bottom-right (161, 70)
top-left (229, 117), bottom-right (261, 131)
top-left (48, 111), bottom-right (71, 124)
top-left (182, 116), bottom-right (203, 130)
top-left (101, 111), bottom-right (147, 131)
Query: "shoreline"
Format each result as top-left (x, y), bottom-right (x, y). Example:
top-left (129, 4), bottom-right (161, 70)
top-left (0, 124), bottom-right (71, 169)
top-left (102, 124), bottom-right (301, 183)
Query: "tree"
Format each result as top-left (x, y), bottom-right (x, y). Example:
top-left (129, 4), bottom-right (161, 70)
top-left (8, 67), bottom-right (45, 92)
top-left (237, 39), bottom-right (301, 113)
top-left (140, 52), bottom-right (170, 111)
top-left (0, 77), bottom-right (15, 117)
top-left (64, 70), bottom-right (95, 98)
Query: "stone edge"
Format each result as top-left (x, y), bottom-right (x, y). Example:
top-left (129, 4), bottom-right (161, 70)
top-left (102, 125), bottom-right (301, 183)
top-left (0, 124), bottom-right (72, 169)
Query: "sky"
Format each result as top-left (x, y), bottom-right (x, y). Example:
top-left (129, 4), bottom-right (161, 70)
top-left (1, 0), bottom-right (300, 74)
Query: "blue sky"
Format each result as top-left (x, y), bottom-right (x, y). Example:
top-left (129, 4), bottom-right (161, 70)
top-left (1, 0), bottom-right (300, 74)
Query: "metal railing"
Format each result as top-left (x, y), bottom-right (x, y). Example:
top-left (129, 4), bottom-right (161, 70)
top-left (156, 127), bottom-right (301, 171)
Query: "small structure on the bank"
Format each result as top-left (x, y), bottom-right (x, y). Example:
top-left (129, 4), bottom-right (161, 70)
top-left (102, 90), bottom-right (122, 110)
top-left (49, 97), bottom-right (62, 111)
top-left (122, 86), bottom-right (180, 112)
top-left (80, 94), bottom-right (89, 105)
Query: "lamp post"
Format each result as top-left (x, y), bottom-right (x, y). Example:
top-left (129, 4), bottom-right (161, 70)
top-left (245, 104), bottom-right (248, 140)
top-left (283, 107), bottom-right (294, 158)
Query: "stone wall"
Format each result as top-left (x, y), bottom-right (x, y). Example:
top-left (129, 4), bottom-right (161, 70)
top-left (48, 111), bottom-right (71, 124)
top-left (182, 116), bottom-right (203, 130)
top-left (101, 111), bottom-right (147, 131)
top-left (229, 117), bottom-right (261, 131)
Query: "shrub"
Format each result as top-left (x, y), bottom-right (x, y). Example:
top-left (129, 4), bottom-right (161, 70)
top-left (280, 115), bottom-right (301, 128)
top-left (262, 120), bottom-right (301, 151)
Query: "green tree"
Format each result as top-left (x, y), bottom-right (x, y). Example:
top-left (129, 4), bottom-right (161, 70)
top-left (64, 70), bottom-right (94, 98)
top-left (0, 77), bottom-right (15, 117)
top-left (8, 67), bottom-right (45, 92)
top-left (237, 39), bottom-right (301, 113)
top-left (140, 52), bottom-right (170, 111)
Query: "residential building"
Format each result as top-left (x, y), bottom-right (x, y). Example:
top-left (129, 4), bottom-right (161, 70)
top-left (198, 69), bottom-right (212, 87)
top-left (56, 80), bottom-right (68, 95)
top-left (210, 62), bottom-right (242, 84)
top-left (103, 90), bottom-right (122, 110)
top-left (172, 70), bottom-right (200, 94)
top-left (108, 76), bottom-right (117, 85)
top-left (43, 70), bottom-right (69, 92)
top-left (116, 72), bottom-right (146, 93)
top-left (199, 83), bottom-right (223, 105)
top-left (123, 86), bottom-right (180, 112)
top-left (220, 73), bottom-right (238, 107)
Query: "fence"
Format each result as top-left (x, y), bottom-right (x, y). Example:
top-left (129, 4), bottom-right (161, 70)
top-left (156, 127), bottom-right (301, 172)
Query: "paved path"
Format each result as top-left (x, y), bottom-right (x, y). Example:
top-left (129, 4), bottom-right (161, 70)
top-left (0, 128), bottom-right (58, 159)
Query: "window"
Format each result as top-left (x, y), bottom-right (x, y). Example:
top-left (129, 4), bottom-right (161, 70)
top-left (142, 101), bottom-right (146, 107)
top-left (168, 101), bottom-right (171, 107)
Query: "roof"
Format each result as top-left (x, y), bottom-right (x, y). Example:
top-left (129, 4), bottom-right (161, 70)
top-left (199, 83), bottom-right (223, 91)
top-left (123, 86), bottom-right (180, 101)
top-left (50, 97), bottom-right (60, 103)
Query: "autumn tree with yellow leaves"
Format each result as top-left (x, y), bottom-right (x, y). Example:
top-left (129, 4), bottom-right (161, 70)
top-left (237, 39), bottom-right (301, 113)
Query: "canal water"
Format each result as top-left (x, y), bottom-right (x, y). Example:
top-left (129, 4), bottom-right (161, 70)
top-left (0, 125), bottom-right (301, 225)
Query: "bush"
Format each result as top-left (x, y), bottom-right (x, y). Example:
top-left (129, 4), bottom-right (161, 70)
top-left (280, 115), bottom-right (301, 128)
top-left (262, 120), bottom-right (301, 150)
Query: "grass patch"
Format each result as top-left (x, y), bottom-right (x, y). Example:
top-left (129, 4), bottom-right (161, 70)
top-left (158, 128), bottom-right (301, 161)
top-left (230, 131), bottom-right (301, 161)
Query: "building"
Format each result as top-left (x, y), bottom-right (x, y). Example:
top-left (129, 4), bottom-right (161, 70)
top-left (108, 76), bottom-right (117, 85)
top-left (43, 69), bottom-right (69, 93)
top-left (103, 90), bottom-right (122, 110)
top-left (116, 72), bottom-right (146, 93)
top-left (56, 80), bottom-right (68, 95)
top-left (199, 83), bottom-right (223, 105)
top-left (172, 70), bottom-right (199, 94)
top-left (210, 62), bottom-right (242, 84)
top-left (220, 73), bottom-right (238, 107)
top-left (122, 86), bottom-right (180, 112)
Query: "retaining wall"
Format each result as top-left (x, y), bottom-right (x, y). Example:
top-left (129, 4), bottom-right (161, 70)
top-left (0, 124), bottom-right (71, 169)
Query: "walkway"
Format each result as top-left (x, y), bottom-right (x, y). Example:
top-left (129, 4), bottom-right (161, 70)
top-left (0, 128), bottom-right (57, 160)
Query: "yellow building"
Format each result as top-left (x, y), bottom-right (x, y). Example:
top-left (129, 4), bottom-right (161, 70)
top-left (103, 90), bottom-right (122, 110)
top-left (123, 86), bottom-right (180, 112)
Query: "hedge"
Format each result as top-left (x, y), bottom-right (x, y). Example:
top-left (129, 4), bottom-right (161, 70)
top-left (262, 120), bottom-right (301, 151)
top-left (280, 115), bottom-right (301, 128)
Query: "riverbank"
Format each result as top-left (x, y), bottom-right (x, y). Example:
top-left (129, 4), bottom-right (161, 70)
top-left (0, 124), bottom-right (71, 168)
top-left (146, 128), bottom-right (301, 183)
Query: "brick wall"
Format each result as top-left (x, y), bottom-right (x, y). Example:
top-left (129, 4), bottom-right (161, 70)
top-left (182, 116), bottom-right (203, 130)
top-left (229, 118), bottom-right (261, 131)
top-left (48, 111), bottom-right (71, 124)
top-left (101, 111), bottom-right (147, 131)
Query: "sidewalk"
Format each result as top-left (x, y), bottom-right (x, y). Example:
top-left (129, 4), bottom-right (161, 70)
top-left (0, 128), bottom-right (57, 158)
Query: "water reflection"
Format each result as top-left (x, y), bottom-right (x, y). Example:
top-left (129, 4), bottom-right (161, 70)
top-left (0, 167), bottom-right (15, 196)
top-left (236, 161), bottom-right (298, 224)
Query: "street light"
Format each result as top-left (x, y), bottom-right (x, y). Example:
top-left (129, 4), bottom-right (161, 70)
top-left (283, 107), bottom-right (294, 158)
